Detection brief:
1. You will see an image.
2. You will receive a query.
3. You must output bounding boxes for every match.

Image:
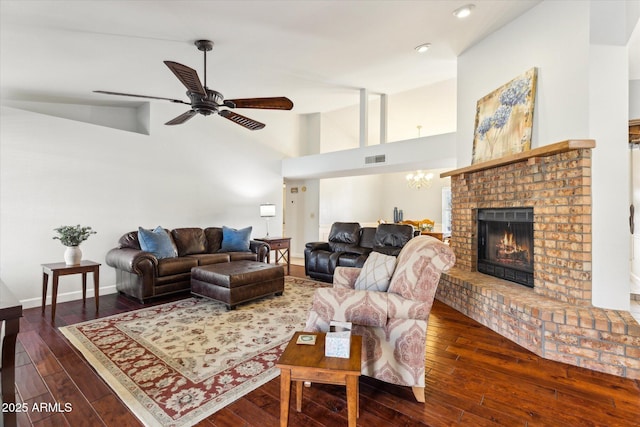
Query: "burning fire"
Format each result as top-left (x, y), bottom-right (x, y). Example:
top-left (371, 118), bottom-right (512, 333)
top-left (501, 231), bottom-right (518, 252)
top-left (496, 230), bottom-right (530, 265)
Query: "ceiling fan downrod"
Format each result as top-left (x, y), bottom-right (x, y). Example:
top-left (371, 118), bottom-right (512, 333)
top-left (195, 39), bottom-right (214, 89)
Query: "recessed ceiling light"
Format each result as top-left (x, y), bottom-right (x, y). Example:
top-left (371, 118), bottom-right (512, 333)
top-left (453, 4), bottom-right (475, 19)
top-left (415, 43), bottom-right (431, 53)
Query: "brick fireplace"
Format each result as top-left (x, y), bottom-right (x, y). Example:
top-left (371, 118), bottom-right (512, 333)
top-left (437, 140), bottom-right (640, 379)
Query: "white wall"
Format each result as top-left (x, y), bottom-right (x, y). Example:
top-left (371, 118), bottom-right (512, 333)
top-left (282, 74), bottom-right (457, 258)
top-left (386, 80), bottom-right (457, 142)
top-left (0, 102), bottom-right (299, 308)
top-left (631, 149), bottom-right (640, 294)
top-left (457, 2), bottom-right (591, 166)
top-left (589, 42), bottom-right (631, 309)
top-left (630, 82), bottom-right (640, 294)
top-left (320, 79), bottom-right (457, 153)
top-left (283, 69), bottom-right (458, 258)
top-left (319, 175), bottom-right (384, 225)
top-left (315, 169), bottom-right (450, 236)
top-left (631, 80), bottom-right (640, 118)
top-left (457, 0), bottom-right (636, 309)
top-left (627, 12), bottom-right (640, 295)
top-left (282, 132), bottom-right (456, 180)
top-left (379, 170), bottom-right (451, 227)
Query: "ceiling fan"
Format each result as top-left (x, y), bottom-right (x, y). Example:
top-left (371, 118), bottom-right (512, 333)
top-left (94, 40), bottom-right (293, 130)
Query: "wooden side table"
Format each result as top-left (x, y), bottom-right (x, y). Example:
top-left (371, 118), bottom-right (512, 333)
top-left (41, 260), bottom-right (100, 322)
top-left (276, 331), bottom-right (362, 427)
top-left (256, 237), bottom-right (291, 275)
top-left (0, 280), bottom-right (22, 427)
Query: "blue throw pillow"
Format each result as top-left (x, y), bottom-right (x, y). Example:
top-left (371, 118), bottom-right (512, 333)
top-left (138, 226), bottom-right (177, 259)
top-left (220, 226), bottom-right (252, 252)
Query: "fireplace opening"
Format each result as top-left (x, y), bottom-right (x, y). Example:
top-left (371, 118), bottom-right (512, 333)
top-left (477, 208), bottom-right (534, 287)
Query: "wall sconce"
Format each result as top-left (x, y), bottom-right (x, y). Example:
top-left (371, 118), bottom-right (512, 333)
top-left (406, 171), bottom-right (434, 189)
top-left (260, 204), bottom-right (276, 237)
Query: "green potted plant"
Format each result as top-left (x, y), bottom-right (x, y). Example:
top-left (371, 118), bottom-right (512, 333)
top-left (53, 225), bottom-right (96, 265)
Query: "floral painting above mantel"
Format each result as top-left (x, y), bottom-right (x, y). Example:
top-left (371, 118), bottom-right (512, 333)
top-left (472, 67), bottom-right (537, 164)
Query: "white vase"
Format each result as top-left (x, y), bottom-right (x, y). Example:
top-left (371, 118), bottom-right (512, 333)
top-left (64, 246), bottom-right (82, 265)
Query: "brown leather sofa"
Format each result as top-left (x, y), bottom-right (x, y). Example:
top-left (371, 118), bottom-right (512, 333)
top-left (304, 222), bottom-right (414, 282)
top-left (106, 227), bottom-right (269, 303)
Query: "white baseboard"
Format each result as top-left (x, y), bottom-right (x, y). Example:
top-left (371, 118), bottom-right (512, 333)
top-left (20, 285), bottom-right (118, 310)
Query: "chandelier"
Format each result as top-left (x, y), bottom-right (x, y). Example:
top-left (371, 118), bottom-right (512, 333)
top-left (405, 170), bottom-right (434, 189)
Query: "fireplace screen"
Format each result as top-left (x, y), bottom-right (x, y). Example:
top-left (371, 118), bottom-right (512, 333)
top-left (477, 208), bottom-right (534, 287)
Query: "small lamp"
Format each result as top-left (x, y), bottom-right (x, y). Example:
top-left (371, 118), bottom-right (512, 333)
top-left (260, 204), bottom-right (276, 237)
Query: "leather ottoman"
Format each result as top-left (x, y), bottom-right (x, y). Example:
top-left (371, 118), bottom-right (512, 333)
top-left (191, 260), bottom-right (285, 309)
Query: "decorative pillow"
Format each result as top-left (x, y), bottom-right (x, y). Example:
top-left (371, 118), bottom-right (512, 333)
top-left (354, 251), bottom-right (398, 292)
top-left (219, 226), bottom-right (252, 252)
top-left (171, 228), bottom-right (206, 256)
top-left (138, 226), bottom-right (177, 259)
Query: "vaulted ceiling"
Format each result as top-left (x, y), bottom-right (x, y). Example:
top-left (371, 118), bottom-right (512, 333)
top-left (1, 1), bottom-right (545, 115)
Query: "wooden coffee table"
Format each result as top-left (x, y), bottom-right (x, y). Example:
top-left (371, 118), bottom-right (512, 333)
top-left (276, 331), bottom-right (362, 427)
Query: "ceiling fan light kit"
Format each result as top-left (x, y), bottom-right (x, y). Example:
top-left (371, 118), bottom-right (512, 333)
top-left (94, 39), bottom-right (293, 130)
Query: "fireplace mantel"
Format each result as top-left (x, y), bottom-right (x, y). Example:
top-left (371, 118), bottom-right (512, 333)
top-left (440, 139), bottom-right (595, 178)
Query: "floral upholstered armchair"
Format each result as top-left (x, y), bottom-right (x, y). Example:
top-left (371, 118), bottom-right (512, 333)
top-left (305, 236), bottom-right (456, 402)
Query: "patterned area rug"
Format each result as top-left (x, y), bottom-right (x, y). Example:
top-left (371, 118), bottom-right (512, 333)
top-left (59, 276), bottom-right (327, 427)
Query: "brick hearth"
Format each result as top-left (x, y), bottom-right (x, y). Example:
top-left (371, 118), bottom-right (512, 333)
top-left (437, 141), bottom-right (640, 379)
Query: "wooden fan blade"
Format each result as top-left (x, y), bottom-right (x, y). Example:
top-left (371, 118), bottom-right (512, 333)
top-left (224, 97), bottom-right (293, 110)
top-left (164, 61), bottom-right (206, 96)
top-left (93, 90), bottom-right (189, 104)
top-left (219, 110), bottom-right (265, 130)
top-left (165, 110), bottom-right (197, 126)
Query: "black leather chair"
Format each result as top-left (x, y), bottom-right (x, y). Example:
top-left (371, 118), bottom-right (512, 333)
top-left (304, 222), bottom-right (376, 282)
top-left (372, 223), bottom-right (414, 256)
top-left (304, 222), bottom-right (414, 283)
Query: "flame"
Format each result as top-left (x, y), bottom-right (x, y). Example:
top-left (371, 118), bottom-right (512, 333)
top-left (502, 230), bottom-right (515, 248)
top-left (500, 230), bottom-right (523, 253)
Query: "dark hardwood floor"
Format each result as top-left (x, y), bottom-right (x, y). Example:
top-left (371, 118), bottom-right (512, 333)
top-left (10, 264), bottom-right (640, 426)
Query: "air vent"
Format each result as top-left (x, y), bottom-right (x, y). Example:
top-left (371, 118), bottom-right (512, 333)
top-left (365, 154), bottom-right (386, 164)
